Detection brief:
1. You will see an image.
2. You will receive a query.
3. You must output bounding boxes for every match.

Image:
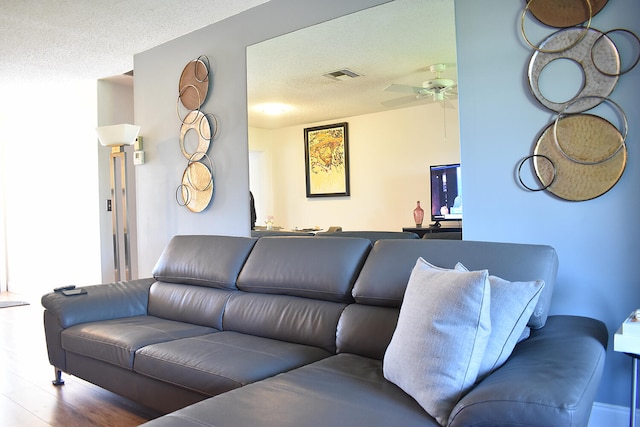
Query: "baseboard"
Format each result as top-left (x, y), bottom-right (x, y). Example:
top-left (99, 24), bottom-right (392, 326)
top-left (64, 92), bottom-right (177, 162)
top-left (589, 402), bottom-right (634, 427)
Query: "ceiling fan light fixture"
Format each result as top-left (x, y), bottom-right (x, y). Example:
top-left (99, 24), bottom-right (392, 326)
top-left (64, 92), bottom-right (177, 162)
top-left (422, 78), bottom-right (455, 92)
top-left (429, 63), bottom-right (448, 74)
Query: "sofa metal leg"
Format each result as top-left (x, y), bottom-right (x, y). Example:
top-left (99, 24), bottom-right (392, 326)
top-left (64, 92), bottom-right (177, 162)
top-left (52, 368), bottom-right (65, 386)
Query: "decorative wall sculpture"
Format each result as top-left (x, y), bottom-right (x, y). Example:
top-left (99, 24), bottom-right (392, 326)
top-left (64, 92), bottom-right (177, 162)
top-left (518, 0), bottom-right (639, 201)
top-left (175, 56), bottom-right (219, 212)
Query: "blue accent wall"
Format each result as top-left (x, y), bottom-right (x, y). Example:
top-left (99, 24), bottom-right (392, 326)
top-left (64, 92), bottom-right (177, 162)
top-left (134, 0), bottom-right (638, 407)
top-left (455, 0), bottom-right (640, 406)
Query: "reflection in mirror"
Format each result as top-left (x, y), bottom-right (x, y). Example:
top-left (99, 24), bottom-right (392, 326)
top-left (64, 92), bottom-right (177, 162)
top-left (247, 0), bottom-right (460, 232)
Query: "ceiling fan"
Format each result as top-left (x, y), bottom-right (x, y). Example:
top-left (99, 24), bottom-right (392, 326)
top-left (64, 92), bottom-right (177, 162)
top-left (382, 63), bottom-right (457, 108)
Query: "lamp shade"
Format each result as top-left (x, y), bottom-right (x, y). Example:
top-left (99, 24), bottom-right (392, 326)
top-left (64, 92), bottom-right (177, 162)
top-left (96, 124), bottom-right (141, 147)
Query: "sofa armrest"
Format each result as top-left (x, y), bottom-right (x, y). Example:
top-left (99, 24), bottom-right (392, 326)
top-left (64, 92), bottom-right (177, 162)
top-left (448, 315), bottom-right (608, 427)
top-left (41, 278), bottom-right (155, 329)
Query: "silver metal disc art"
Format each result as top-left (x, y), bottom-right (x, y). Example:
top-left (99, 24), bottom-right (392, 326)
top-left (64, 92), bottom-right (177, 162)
top-left (180, 110), bottom-right (212, 161)
top-left (528, 27), bottom-right (620, 113)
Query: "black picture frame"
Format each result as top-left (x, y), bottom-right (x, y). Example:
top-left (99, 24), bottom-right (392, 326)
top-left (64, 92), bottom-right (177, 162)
top-left (303, 122), bottom-right (350, 197)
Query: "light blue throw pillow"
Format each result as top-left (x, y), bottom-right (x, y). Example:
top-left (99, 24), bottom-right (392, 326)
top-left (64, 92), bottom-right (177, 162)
top-left (455, 262), bottom-right (544, 379)
top-left (383, 258), bottom-right (491, 425)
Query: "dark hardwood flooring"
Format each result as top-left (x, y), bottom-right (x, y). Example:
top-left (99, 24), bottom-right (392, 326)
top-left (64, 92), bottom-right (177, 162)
top-left (0, 292), bottom-right (160, 426)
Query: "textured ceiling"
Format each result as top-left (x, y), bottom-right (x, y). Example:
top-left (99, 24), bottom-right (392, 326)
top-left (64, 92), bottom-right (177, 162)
top-left (0, 0), bottom-right (268, 82)
top-left (0, 0), bottom-right (457, 129)
top-left (247, 0), bottom-right (457, 128)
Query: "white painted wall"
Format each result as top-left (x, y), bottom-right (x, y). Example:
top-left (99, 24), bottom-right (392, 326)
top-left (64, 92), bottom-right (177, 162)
top-left (249, 101), bottom-right (460, 231)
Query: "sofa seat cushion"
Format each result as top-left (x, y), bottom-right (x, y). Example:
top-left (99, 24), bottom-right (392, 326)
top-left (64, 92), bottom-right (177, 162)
top-left (138, 353), bottom-right (438, 427)
top-left (61, 316), bottom-right (217, 369)
top-left (133, 331), bottom-right (331, 396)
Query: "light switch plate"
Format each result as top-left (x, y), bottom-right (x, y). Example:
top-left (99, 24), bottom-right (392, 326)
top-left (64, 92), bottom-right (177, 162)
top-left (133, 151), bottom-right (145, 165)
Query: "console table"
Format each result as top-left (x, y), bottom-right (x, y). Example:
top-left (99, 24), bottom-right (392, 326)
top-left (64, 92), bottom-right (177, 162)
top-left (614, 322), bottom-right (640, 427)
top-left (402, 227), bottom-right (462, 239)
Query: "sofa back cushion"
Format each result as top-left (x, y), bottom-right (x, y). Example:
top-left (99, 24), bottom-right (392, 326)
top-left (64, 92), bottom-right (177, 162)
top-left (315, 230), bottom-right (419, 244)
top-left (223, 292), bottom-right (346, 353)
top-left (237, 236), bottom-right (371, 303)
top-left (336, 304), bottom-right (399, 360)
top-left (153, 235), bottom-right (256, 289)
top-left (148, 282), bottom-right (233, 329)
top-left (352, 239), bottom-right (558, 328)
top-left (152, 235), bottom-right (257, 289)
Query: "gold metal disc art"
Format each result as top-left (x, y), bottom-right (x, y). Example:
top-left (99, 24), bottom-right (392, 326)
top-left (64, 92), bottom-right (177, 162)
top-left (181, 161), bottom-right (214, 213)
top-left (526, 0), bottom-right (608, 28)
top-left (533, 115), bottom-right (626, 201)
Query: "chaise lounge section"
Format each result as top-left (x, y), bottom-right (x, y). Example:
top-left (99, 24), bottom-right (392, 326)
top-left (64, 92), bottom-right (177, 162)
top-left (41, 235), bottom-right (607, 426)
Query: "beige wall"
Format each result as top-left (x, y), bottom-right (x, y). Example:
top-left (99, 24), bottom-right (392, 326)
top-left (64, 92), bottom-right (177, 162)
top-left (249, 101), bottom-right (460, 231)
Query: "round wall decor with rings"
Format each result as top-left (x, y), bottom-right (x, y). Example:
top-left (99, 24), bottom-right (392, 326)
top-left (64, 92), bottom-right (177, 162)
top-left (180, 160), bottom-right (214, 213)
top-left (591, 29), bottom-right (640, 76)
top-left (532, 115), bottom-right (626, 201)
top-left (179, 110), bottom-right (212, 161)
top-left (553, 95), bottom-right (627, 165)
top-left (521, 0), bottom-right (594, 53)
top-left (178, 56), bottom-right (210, 111)
top-left (528, 27), bottom-right (620, 113)
top-left (525, 0), bottom-right (608, 28)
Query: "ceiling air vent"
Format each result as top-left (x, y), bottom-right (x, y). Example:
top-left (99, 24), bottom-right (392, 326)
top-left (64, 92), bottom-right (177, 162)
top-left (322, 68), bottom-right (363, 81)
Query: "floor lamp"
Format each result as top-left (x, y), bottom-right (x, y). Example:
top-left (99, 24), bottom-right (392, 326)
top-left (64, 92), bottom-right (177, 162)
top-left (96, 124), bottom-right (140, 282)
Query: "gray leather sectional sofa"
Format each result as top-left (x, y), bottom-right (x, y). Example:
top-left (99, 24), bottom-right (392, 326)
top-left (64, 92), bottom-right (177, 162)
top-left (41, 235), bottom-right (607, 426)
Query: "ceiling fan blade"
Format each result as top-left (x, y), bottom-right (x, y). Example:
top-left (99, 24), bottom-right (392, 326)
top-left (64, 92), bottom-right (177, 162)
top-left (381, 95), bottom-right (421, 107)
top-left (383, 83), bottom-right (422, 94)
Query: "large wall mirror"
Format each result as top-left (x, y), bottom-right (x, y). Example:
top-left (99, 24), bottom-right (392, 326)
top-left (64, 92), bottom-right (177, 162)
top-left (247, 0), bottom-right (460, 232)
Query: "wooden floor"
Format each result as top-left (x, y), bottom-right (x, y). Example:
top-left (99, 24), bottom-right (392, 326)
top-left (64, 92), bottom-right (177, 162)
top-left (0, 292), bottom-right (160, 426)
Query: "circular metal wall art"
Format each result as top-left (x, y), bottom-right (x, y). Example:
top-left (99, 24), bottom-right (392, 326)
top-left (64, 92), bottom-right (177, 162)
top-left (521, 0), bottom-right (593, 53)
top-left (178, 57), bottom-right (210, 110)
top-left (518, 154), bottom-right (557, 191)
top-left (176, 85), bottom-right (202, 124)
top-left (179, 110), bottom-right (212, 161)
top-left (180, 161), bottom-right (213, 213)
top-left (591, 29), bottom-right (640, 76)
top-left (533, 115), bottom-right (626, 201)
top-left (524, 0), bottom-right (608, 28)
top-left (553, 95), bottom-right (628, 165)
top-left (528, 27), bottom-right (620, 113)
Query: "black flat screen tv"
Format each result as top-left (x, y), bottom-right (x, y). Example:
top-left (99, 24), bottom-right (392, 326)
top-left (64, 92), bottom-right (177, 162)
top-left (429, 163), bottom-right (462, 227)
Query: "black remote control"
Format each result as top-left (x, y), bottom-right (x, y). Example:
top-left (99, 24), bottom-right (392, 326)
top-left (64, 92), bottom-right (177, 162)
top-left (54, 285), bottom-right (76, 292)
